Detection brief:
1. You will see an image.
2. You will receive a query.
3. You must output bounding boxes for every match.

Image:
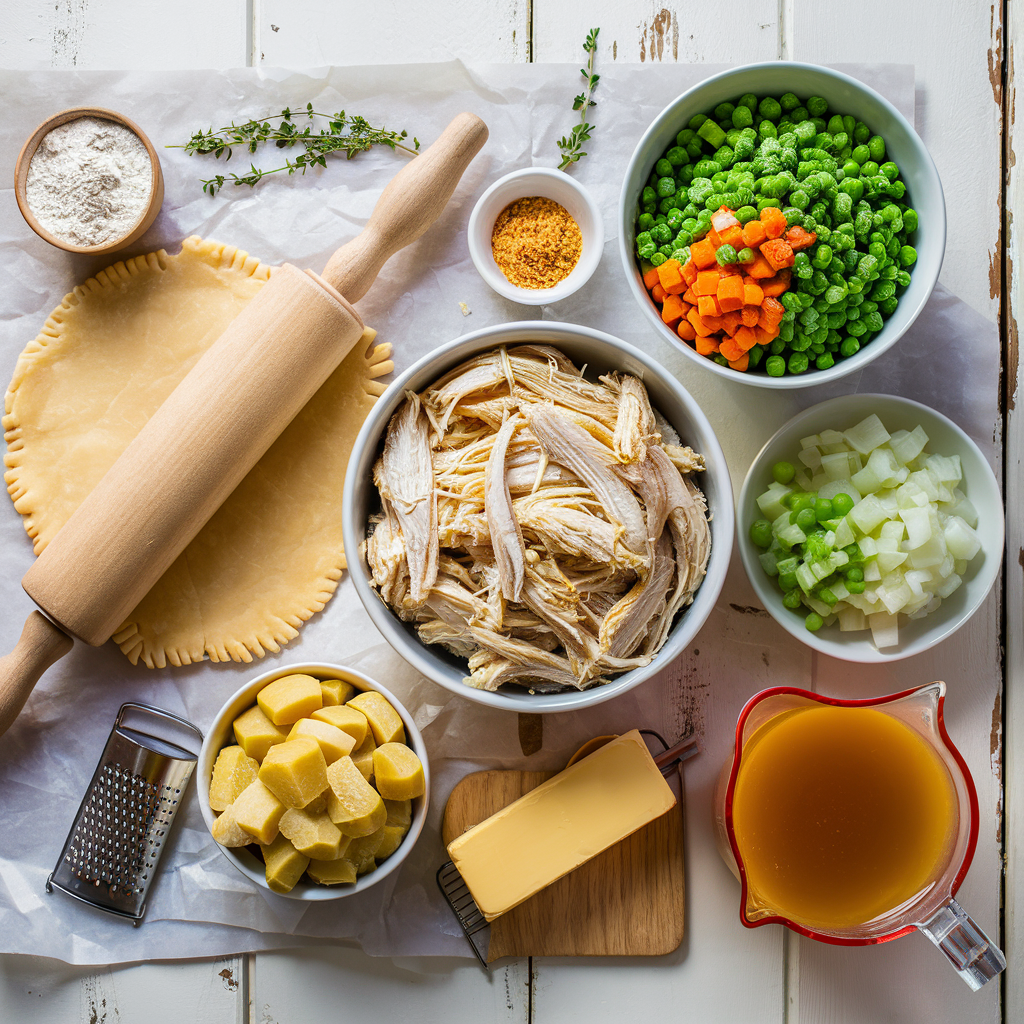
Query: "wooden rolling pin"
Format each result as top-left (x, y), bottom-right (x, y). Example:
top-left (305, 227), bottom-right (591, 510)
top-left (0, 111), bottom-right (488, 739)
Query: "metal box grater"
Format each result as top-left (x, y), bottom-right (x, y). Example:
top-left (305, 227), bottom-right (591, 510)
top-left (47, 702), bottom-right (203, 923)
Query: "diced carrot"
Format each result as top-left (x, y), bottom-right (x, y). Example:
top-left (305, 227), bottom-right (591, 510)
top-left (695, 335), bottom-right (721, 356)
top-left (687, 308), bottom-right (714, 337)
top-left (742, 282), bottom-right (764, 307)
top-left (761, 239), bottom-right (796, 271)
top-left (741, 220), bottom-right (767, 247)
top-left (682, 260), bottom-right (698, 286)
top-left (682, 287), bottom-right (697, 304)
top-left (761, 274), bottom-right (790, 297)
top-left (760, 206), bottom-right (788, 239)
top-left (643, 266), bottom-right (662, 290)
top-left (652, 283), bottom-right (667, 304)
top-left (740, 305), bottom-right (761, 327)
top-left (719, 225), bottom-right (744, 249)
top-left (697, 294), bottom-right (722, 318)
top-left (711, 208), bottom-right (740, 233)
top-left (690, 238), bottom-right (717, 269)
top-left (656, 259), bottom-right (684, 291)
top-left (728, 352), bottom-right (750, 372)
top-left (701, 314), bottom-right (724, 332)
top-left (717, 275), bottom-right (745, 312)
top-left (786, 226), bottom-right (818, 250)
top-left (695, 270), bottom-right (722, 296)
top-left (719, 335), bottom-right (745, 361)
top-left (761, 296), bottom-right (786, 323)
top-left (721, 310), bottom-right (744, 335)
top-left (733, 325), bottom-right (759, 352)
top-left (720, 262), bottom-right (743, 276)
top-left (661, 294), bottom-right (686, 325)
top-left (746, 254), bottom-right (775, 279)
top-left (753, 323), bottom-right (780, 344)
top-left (677, 319), bottom-right (697, 342)
top-left (707, 226), bottom-right (723, 250)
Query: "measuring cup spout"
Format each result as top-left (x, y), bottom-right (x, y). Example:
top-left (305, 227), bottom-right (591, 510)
top-left (917, 897), bottom-right (1005, 991)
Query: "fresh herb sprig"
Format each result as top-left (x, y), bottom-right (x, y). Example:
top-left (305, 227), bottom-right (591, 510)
top-left (172, 104), bottom-right (420, 195)
top-left (557, 28), bottom-right (600, 170)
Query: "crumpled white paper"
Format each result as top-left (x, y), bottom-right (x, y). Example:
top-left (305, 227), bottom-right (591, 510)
top-left (0, 61), bottom-right (999, 965)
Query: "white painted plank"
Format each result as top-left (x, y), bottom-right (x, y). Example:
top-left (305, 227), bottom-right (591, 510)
top-left (1001, 1), bottom-right (1022, 1021)
top-left (252, 951), bottom-right (530, 1023)
top-left (0, 953), bottom-right (245, 1024)
top-left (791, 4), bottom-right (1002, 324)
top-left (256, 0), bottom-right (528, 66)
top-left (0, 0), bottom-right (250, 69)
top-left (533, 1), bottom-right (780, 64)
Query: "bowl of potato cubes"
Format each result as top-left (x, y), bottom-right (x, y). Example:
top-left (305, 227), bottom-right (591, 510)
top-left (198, 662), bottom-right (429, 899)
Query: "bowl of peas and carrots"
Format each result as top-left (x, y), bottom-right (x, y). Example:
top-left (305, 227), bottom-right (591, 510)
top-left (619, 62), bottom-right (944, 386)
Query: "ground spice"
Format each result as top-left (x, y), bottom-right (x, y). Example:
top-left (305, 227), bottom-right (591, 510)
top-left (490, 196), bottom-right (582, 289)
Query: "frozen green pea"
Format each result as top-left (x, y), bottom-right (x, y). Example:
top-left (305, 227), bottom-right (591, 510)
top-left (804, 612), bottom-right (824, 632)
top-left (765, 355), bottom-right (786, 377)
top-left (736, 246), bottom-right (756, 264)
top-left (867, 135), bottom-right (886, 161)
top-left (783, 590), bottom-right (803, 610)
top-left (860, 160), bottom-right (879, 177)
top-left (759, 96), bottom-right (782, 121)
top-left (750, 519), bottom-right (773, 548)
top-left (650, 252), bottom-right (667, 267)
top-left (839, 336), bottom-right (860, 357)
top-left (772, 461), bottom-right (796, 484)
top-left (815, 352), bottom-right (834, 370)
top-left (780, 92), bottom-right (800, 111)
top-left (851, 144), bottom-right (870, 165)
top-left (732, 105), bottom-right (754, 128)
top-left (788, 351), bottom-right (810, 374)
top-left (655, 158), bottom-right (673, 177)
top-left (846, 580), bottom-right (866, 594)
top-left (657, 177), bottom-right (676, 198)
top-left (903, 208), bottom-right (919, 232)
top-left (716, 244), bottom-right (739, 265)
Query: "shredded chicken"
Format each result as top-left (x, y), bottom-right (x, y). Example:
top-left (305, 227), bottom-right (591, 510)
top-left (365, 346), bottom-right (712, 692)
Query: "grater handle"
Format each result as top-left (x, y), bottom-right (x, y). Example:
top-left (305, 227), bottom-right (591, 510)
top-left (0, 612), bottom-right (74, 737)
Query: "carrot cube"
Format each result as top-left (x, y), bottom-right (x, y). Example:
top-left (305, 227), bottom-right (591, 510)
top-left (677, 319), bottom-right (697, 342)
top-left (690, 238), bottom-right (717, 269)
top-left (753, 323), bottom-right (779, 344)
top-left (785, 226), bottom-right (818, 250)
top-left (701, 314), bottom-right (724, 332)
top-left (656, 259), bottom-right (685, 291)
top-left (733, 325), bottom-right (759, 352)
top-left (761, 239), bottom-right (795, 271)
top-left (719, 225), bottom-right (744, 249)
top-left (697, 294), bottom-right (722, 317)
top-left (742, 220), bottom-right (767, 247)
top-left (687, 308), bottom-right (714, 337)
top-left (761, 271), bottom-right (791, 297)
top-left (728, 352), bottom-right (750, 372)
top-left (661, 294), bottom-right (686, 325)
top-left (721, 311), bottom-right (743, 335)
top-left (717, 275), bottom-right (745, 312)
top-left (746, 255), bottom-right (775, 279)
top-left (740, 305), bottom-right (761, 327)
top-left (707, 226), bottom-right (723, 250)
top-left (719, 335), bottom-right (745, 361)
top-left (643, 266), bottom-right (662, 290)
top-left (682, 259), bottom-right (699, 285)
top-left (695, 335), bottom-right (721, 356)
top-left (695, 270), bottom-right (721, 296)
top-left (682, 287), bottom-right (697, 304)
top-left (742, 282), bottom-right (764, 306)
top-left (760, 207), bottom-right (788, 239)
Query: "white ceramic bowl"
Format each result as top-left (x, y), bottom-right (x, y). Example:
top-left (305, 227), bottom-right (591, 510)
top-left (619, 62), bottom-right (945, 388)
top-left (197, 662), bottom-right (429, 901)
top-left (343, 320), bottom-right (735, 713)
top-left (737, 394), bottom-right (1003, 662)
top-left (467, 168), bottom-right (604, 304)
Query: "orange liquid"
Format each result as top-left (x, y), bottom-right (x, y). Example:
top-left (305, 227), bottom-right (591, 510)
top-left (731, 705), bottom-right (958, 930)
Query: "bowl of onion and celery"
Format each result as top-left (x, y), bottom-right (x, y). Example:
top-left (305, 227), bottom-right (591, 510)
top-left (343, 321), bottom-right (734, 713)
top-left (737, 393), bottom-right (1002, 662)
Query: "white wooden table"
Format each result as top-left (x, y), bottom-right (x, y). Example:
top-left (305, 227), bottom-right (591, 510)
top-left (0, 3), bottom-right (1020, 1022)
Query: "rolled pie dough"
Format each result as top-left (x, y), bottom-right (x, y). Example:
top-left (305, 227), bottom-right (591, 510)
top-left (3, 236), bottom-right (392, 667)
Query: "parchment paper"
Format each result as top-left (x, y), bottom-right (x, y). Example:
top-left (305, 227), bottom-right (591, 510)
top-left (0, 62), bottom-right (1000, 965)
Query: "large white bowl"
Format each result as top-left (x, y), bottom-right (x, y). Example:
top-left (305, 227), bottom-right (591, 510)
top-left (343, 321), bottom-right (734, 713)
top-left (197, 662), bottom-right (429, 901)
top-left (736, 394), bottom-right (1003, 662)
top-left (619, 62), bottom-right (945, 388)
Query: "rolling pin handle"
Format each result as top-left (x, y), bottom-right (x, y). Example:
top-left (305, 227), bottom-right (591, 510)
top-left (321, 111), bottom-right (489, 301)
top-left (0, 611), bottom-right (74, 738)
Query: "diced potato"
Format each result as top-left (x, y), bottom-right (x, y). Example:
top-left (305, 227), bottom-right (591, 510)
top-left (305, 791), bottom-right (328, 815)
top-left (258, 737), bottom-right (329, 809)
top-left (350, 730), bottom-right (376, 782)
top-left (211, 807), bottom-right (254, 848)
top-left (287, 718), bottom-right (356, 764)
top-left (310, 705), bottom-right (368, 747)
top-left (384, 799), bottom-right (412, 827)
top-left (263, 835), bottom-right (310, 894)
top-left (375, 824), bottom-right (408, 861)
top-left (232, 706), bottom-right (289, 762)
top-left (326, 756), bottom-right (386, 837)
top-left (320, 678), bottom-right (357, 707)
top-left (279, 807), bottom-right (347, 860)
top-left (347, 691), bottom-right (406, 745)
top-left (307, 858), bottom-right (357, 885)
top-left (209, 745), bottom-right (259, 811)
top-left (373, 743), bottom-right (425, 801)
top-left (232, 779), bottom-right (286, 845)
top-left (257, 674), bottom-right (323, 726)
top-left (347, 827), bottom-right (388, 875)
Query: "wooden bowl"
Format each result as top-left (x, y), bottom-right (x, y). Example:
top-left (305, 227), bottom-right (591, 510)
top-left (14, 106), bottom-right (164, 256)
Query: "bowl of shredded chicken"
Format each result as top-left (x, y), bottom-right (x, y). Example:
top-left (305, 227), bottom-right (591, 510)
top-left (344, 322), bottom-right (734, 713)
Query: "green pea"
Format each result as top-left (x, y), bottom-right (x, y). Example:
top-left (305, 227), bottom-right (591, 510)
top-left (868, 135), bottom-right (886, 161)
top-left (900, 245), bottom-right (918, 266)
top-left (845, 565), bottom-right (864, 582)
top-left (846, 580), bottom-right (866, 594)
top-left (788, 351), bottom-right (810, 374)
top-left (763, 354), bottom-right (785, 376)
top-left (804, 612), bottom-right (824, 632)
top-left (735, 246), bottom-right (755, 264)
top-left (839, 336), bottom-right (860, 357)
top-left (758, 96), bottom-right (782, 121)
top-left (716, 244), bottom-right (738, 265)
top-left (781, 590), bottom-right (802, 609)
top-left (814, 498), bottom-right (834, 522)
top-left (860, 160), bottom-right (879, 177)
top-left (815, 352), bottom-right (834, 370)
top-left (768, 462), bottom-right (794, 486)
top-left (750, 519), bottom-right (773, 548)
top-left (831, 493), bottom-right (855, 517)
top-left (650, 252), bottom-right (667, 267)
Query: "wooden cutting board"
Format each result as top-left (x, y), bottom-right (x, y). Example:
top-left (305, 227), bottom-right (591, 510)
top-left (441, 768), bottom-right (685, 960)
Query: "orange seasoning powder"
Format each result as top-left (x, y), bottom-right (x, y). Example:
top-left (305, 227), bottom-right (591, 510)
top-left (490, 196), bottom-right (582, 289)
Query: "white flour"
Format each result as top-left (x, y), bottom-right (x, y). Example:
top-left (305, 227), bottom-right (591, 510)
top-left (25, 116), bottom-right (153, 247)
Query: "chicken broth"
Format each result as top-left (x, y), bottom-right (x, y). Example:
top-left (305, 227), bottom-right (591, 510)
top-left (732, 704), bottom-right (958, 931)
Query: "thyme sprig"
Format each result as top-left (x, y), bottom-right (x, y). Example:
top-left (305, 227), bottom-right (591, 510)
top-left (172, 104), bottom-right (420, 195)
top-left (557, 27), bottom-right (600, 170)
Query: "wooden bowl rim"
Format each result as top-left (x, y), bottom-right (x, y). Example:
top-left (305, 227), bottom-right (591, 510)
top-left (14, 105), bottom-right (164, 255)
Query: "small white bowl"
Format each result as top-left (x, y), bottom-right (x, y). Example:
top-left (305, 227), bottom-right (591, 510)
top-left (197, 662), bottom-right (429, 901)
top-left (737, 394), bottom-right (1003, 662)
top-left (467, 167), bottom-right (604, 304)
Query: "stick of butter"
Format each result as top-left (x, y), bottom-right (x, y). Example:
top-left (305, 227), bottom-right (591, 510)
top-left (447, 729), bottom-right (676, 921)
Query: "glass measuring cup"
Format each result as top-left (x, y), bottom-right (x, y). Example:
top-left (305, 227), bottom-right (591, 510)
top-left (712, 681), bottom-right (1005, 991)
